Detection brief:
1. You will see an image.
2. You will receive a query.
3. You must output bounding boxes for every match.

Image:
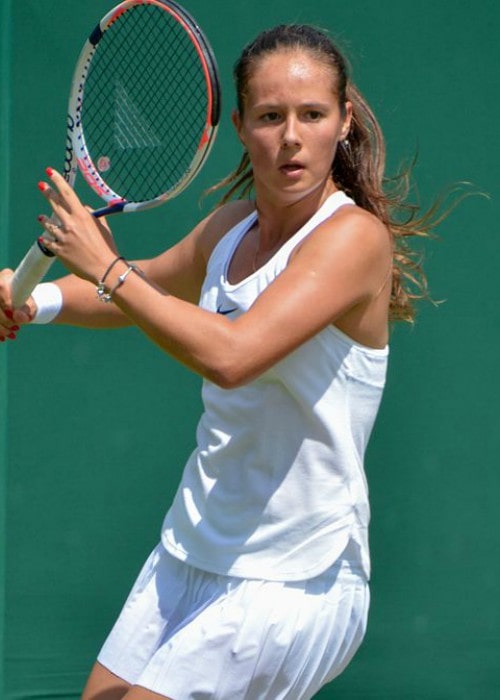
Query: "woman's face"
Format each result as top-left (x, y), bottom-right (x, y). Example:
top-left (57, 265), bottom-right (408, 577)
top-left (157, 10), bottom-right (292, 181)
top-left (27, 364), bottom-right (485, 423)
top-left (233, 49), bottom-right (352, 206)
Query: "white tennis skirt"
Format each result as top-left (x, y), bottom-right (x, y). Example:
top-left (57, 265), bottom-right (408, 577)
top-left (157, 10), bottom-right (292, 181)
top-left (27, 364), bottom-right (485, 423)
top-left (97, 541), bottom-right (369, 699)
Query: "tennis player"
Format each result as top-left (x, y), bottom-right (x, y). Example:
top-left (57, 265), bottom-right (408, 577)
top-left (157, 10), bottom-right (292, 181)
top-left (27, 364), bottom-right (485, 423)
top-left (1, 24), bottom-right (434, 700)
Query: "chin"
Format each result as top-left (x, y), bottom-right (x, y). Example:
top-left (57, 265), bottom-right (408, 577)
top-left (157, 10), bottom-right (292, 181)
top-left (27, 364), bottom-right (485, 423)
top-left (279, 181), bottom-right (329, 202)
top-left (255, 174), bottom-right (330, 206)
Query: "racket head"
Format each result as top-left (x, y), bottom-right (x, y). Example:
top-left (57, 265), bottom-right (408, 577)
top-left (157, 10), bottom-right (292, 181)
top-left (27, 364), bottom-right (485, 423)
top-left (66, 0), bottom-right (221, 214)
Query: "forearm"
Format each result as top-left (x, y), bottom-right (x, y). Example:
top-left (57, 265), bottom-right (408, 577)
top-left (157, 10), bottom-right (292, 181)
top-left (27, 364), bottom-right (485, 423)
top-left (49, 246), bottom-right (205, 328)
top-left (107, 260), bottom-right (245, 386)
top-left (51, 274), bottom-right (132, 328)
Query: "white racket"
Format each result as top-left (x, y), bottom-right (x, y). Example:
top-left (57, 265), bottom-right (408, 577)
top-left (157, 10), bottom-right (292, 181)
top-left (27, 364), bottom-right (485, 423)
top-left (11, 0), bottom-right (221, 308)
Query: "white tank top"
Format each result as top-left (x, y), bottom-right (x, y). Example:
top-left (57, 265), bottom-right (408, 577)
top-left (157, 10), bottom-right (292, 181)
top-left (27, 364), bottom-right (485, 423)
top-left (162, 191), bottom-right (388, 581)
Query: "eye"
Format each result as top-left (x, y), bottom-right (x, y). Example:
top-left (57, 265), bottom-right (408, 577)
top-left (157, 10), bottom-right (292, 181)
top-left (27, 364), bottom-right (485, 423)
top-left (260, 111), bottom-right (281, 123)
top-left (305, 110), bottom-right (324, 121)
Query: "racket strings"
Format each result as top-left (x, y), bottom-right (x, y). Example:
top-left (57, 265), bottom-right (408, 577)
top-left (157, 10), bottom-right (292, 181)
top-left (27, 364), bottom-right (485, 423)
top-left (81, 4), bottom-right (210, 202)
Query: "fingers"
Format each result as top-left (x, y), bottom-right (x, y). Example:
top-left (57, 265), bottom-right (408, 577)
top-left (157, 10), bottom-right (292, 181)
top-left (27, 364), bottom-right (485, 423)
top-left (0, 269), bottom-right (35, 341)
top-left (35, 216), bottom-right (62, 261)
top-left (38, 215), bottom-right (61, 235)
top-left (0, 305), bottom-right (19, 342)
top-left (0, 329), bottom-right (19, 343)
top-left (38, 167), bottom-right (96, 234)
top-left (38, 167), bottom-right (82, 219)
top-left (0, 316), bottom-right (20, 342)
top-left (0, 309), bottom-right (32, 342)
top-left (37, 170), bottom-right (115, 246)
top-left (36, 167), bottom-right (119, 282)
top-left (0, 270), bottom-right (14, 340)
top-left (37, 168), bottom-right (72, 254)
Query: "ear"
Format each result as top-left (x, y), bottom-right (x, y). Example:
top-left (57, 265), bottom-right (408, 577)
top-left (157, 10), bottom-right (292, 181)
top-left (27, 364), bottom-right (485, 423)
top-left (232, 109), bottom-right (246, 147)
top-left (340, 101), bottom-right (353, 141)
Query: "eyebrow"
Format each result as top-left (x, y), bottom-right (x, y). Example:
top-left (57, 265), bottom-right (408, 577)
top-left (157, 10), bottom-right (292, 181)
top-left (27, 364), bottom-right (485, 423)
top-left (253, 101), bottom-right (332, 110)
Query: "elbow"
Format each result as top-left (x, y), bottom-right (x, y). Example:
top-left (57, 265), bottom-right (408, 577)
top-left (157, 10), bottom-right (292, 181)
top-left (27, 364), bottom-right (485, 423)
top-left (203, 351), bottom-right (260, 390)
top-left (191, 318), bottom-right (266, 389)
top-left (205, 363), bottom-right (254, 390)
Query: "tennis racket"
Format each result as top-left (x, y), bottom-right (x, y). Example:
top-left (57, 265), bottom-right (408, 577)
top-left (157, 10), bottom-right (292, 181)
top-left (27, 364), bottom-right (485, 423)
top-left (11, 0), bottom-right (221, 308)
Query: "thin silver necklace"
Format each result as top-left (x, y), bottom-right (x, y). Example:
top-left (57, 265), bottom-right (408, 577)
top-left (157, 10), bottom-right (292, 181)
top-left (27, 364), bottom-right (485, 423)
top-left (251, 226), bottom-right (261, 272)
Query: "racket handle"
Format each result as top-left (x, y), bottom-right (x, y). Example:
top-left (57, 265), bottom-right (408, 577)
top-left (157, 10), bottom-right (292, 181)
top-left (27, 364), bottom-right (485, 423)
top-left (11, 239), bottom-right (56, 308)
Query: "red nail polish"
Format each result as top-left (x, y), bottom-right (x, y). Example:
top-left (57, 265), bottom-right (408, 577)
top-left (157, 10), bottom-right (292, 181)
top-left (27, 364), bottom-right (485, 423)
top-left (38, 181), bottom-right (48, 192)
top-left (7, 333), bottom-right (16, 340)
top-left (37, 215), bottom-right (45, 222)
top-left (11, 325), bottom-right (19, 332)
top-left (45, 167), bottom-right (54, 177)
top-left (4, 309), bottom-right (13, 320)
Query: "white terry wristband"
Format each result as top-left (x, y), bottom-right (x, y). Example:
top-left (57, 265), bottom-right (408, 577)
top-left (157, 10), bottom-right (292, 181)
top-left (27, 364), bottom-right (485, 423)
top-left (31, 282), bottom-right (63, 324)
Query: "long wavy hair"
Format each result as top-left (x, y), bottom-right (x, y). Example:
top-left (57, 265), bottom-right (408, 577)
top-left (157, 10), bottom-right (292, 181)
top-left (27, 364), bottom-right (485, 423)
top-left (208, 24), bottom-right (455, 323)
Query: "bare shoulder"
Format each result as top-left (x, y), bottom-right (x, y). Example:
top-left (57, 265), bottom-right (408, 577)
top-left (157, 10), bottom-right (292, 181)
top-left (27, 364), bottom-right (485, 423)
top-left (325, 203), bottom-right (390, 249)
top-left (288, 202), bottom-right (392, 309)
top-left (144, 199), bottom-right (255, 302)
top-left (197, 199), bottom-right (256, 261)
top-left (296, 202), bottom-right (392, 268)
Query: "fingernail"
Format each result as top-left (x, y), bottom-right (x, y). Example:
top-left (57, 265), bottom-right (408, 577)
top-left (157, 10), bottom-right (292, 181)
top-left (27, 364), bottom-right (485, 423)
top-left (38, 181), bottom-right (48, 192)
top-left (4, 309), bottom-right (13, 320)
top-left (7, 333), bottom-right (16, 340)
top-left (45, 167), bottom-right (54, 177)
top-left (37, 215), bottom-right (45, 222)
top-left (11, 325), bottom-right (19, 332)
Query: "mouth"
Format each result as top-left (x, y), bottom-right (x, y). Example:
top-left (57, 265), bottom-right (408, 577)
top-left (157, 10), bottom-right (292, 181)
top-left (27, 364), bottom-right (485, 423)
top-left (279, 162), bottom-right (305, 176)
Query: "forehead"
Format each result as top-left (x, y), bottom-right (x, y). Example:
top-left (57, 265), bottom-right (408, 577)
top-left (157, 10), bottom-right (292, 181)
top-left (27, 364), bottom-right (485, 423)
top-left (246, 49), bottom-right (338, 100)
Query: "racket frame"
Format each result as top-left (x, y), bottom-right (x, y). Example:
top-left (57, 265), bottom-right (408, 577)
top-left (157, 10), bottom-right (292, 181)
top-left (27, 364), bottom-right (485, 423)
top-left (10, 0), bottom-right (221, 307)
top-left (71, 0), bottom-right (221, 216)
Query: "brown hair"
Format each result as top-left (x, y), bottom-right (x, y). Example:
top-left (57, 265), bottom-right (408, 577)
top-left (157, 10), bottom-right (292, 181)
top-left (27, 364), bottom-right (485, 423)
top-left (208, 25), bottom-right (450, 322)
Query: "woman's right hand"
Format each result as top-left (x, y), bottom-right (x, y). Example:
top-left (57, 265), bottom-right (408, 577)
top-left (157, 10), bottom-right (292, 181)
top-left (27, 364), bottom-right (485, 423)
top-left (0, 268), bottom-right (36, 342)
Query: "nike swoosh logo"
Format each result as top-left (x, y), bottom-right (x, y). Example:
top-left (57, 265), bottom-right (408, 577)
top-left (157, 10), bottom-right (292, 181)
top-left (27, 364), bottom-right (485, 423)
top-left (216, 305), bottom-right (238, 315)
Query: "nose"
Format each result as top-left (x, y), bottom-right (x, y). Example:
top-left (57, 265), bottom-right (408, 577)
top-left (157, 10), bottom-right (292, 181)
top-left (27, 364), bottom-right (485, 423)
top-left (281, 115), bottom-right (301, 148)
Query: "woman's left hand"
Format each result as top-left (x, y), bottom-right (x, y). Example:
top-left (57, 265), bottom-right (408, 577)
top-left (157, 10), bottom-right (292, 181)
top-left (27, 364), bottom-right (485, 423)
top-left (37, 168), bottom-right (119, 283)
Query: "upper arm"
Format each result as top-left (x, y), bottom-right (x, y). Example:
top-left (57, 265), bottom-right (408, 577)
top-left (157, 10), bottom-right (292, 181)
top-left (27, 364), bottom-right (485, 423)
top-left (281, 207), bottom-right (392, 326)
top-left (143, 201), bottom-right (255, 303)
top-left (226, 207), bottom-right (392, 381)
top-left (94, 203), bottom-right (390, 388)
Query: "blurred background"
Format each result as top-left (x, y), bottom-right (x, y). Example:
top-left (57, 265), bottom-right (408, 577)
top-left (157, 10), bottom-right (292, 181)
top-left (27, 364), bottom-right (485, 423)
top-left (1, 1), bottom-right (498, 698)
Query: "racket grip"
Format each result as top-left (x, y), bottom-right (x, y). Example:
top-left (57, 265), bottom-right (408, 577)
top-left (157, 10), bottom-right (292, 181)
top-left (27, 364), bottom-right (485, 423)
top-left (11, 240), bottom-right (56, 308)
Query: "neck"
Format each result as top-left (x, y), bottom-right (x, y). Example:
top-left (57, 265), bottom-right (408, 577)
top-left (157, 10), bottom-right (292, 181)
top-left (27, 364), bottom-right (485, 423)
top-left (254, 182), bottom-right (339, 252)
